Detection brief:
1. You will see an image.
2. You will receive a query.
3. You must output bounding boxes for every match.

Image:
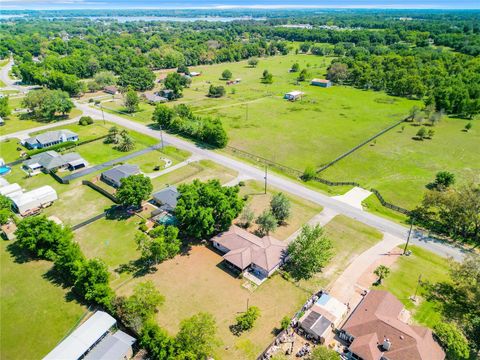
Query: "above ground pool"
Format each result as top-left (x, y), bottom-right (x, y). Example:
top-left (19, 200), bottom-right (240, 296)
top-left (0, 166), bottom-right (11, 176)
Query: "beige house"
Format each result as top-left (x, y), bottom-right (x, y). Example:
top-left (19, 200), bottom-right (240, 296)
top-left (211, 225), bottom-right (286, 278)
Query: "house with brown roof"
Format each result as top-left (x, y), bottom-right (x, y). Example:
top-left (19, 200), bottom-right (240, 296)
top-left (211, 225), bottom-right (286, 278)
top-left (339, 290), bottom-right (445, 360)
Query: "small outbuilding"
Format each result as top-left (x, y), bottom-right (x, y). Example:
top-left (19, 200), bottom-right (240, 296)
top-left (104, 86), bottom-right (118, 95)
top-left (189, 71), bottom-right (201, 77)
top-left (284, 90), bottom-right (304, 101)
top-left (0, 183), bottom-right (22, 197)
top-left (84, 330), bottom-right (136, 360)
top-left (311, 78), bottom-right (332, 88)
top-left (101, 164), bottom-right (140, 188)
top-left (144, 93), bottom-right (168, 104)
top-left (9, 185), bottom-right (58, 216)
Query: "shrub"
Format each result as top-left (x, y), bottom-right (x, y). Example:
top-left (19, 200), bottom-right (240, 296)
top-left (78, 116), bottom-right (94, 126)
top-left (235, 306), bottom-right (260, 333)
top-left (302, 165), bottom-right (316, 181)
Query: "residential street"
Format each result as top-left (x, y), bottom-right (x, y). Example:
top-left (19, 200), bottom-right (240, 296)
top-left (75, 102), bottom-right (467, 261)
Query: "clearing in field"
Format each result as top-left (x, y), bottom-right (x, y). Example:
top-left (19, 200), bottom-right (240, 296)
top-left (0, 241), bottom-right (86, 360)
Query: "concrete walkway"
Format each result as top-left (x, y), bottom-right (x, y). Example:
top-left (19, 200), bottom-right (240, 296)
top-left (145, 154), bottom-right (203, 179)
top-left (286, 208), bottom-right (339, 243)
top-left (223, 174), bottom-right (253, 187)
top-left (332, 187), bottom-right (372, 210)
top-left (328, 233), bottom-right (404, 303)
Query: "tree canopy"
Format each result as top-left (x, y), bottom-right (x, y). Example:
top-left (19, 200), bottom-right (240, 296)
top-left (116, 174), bottom-right (153, 208)
top-left (287, 224), bottom-right (333, 280)
top-left (175, 179), bottom-right (244, 239)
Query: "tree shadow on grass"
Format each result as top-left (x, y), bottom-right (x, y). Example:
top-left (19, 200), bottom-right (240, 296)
top-left (115, 258), bottom-right (158, 278)
top-left (105, 205), bottom-right (134, 221)
top-left (43, 267), bottom-right (88, 305)
top-left (6, 241), bottom-right (33, 264)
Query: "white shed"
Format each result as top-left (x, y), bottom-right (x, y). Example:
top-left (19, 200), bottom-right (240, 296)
top-left (0, 183), bottom-right (22, 196)
top-left (10, 185), bottom-right (58, 215)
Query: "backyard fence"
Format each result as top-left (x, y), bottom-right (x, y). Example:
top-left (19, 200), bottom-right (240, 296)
top-left (6, 158), bottom-right (23, 167)
top-left (72, 212), bottom-right (106, 231)
top-left (316, 117), bottom-right (409, 173)
top-left (82, 180), bottom-right (119, 203)
top-left (50, 170), bottom-right (70, 184)
top-left (26, 134), bottom-right (108, 157)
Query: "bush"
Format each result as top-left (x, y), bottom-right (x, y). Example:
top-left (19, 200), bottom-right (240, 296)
top-left (208, 84), bottom-right (225, 98)
top-left (78, 116), bottom-right (94, 126)
top-left (302, 165), bottom-right (316, 181)
top-left (234, 306), bottom-right (260, 333)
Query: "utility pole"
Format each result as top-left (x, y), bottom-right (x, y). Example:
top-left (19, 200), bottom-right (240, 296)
top-left (412, 274), bottom-right (422, 302)
top-left (100, 103), bottom-right (105, 125)
top-left (403, 217), bottom-right (414, 255)
top-left (264, 163), bottom-right (268, 194)
top-left (159, 125), bottom-right (164, 150)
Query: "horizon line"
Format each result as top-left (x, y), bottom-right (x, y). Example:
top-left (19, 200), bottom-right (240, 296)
top-left (2, 5), bottom-right (480, 11)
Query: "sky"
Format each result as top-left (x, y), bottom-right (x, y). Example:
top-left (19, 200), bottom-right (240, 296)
top-left (1, 0), bottom-right (480, 10)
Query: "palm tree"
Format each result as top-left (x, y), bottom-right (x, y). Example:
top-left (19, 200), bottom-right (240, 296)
top-left (117, 133), bottom-right (135, 152)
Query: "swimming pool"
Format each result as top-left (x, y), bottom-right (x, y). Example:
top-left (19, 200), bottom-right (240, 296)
top-left (153, 212), bottom-right (176, 226)
top-left (0, 166), bottom-right (11, 176)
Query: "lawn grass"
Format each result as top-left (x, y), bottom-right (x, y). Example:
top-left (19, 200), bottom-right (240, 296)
top-left (376, 245), bottom-right (450, 329)
top-left (116, 245), bottom-right (309, 360)
top-left (150, 159), bottom-right (238, 190)
top-left (0, 138), bottom-right (23, 163)
top-left (296, 215), bottom-right (384, 293)
top-left (127, 145), bottom-right (191, 173)
top-left (73, 214), bottom-right (142, 286)
top-left (0, 240), bottom-right (86, 360)
top-left (238, 180), bottom-right (323, 240)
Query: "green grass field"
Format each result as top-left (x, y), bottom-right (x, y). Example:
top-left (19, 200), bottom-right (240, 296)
top-left (323, 118), bottom-right (480, 209)
top-left (376, 245), bottom-right (450, 328)
top-left (0, 241), bottom-right (86, 360)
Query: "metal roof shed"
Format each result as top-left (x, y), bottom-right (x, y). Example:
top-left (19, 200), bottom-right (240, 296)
top-left (10, 185), bottom-right (58, 214)
top-left (44, 311), bottom-right (116, 360)
top-left (84, 330), bottom-right (136, 360)
top-left (0, 183), bottom-right (22, 196)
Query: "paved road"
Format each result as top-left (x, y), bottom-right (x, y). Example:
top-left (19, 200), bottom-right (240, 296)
top-left (77, 102), bottom-right (467, 261)
top-left (0, 58), bottom-right (40, 92)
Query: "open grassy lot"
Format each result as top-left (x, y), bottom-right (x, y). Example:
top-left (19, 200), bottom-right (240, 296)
top-left (376, 245), bottom-right (450, 329)
top-left (150, 159), bottom-right (238, 190)
top-left (322, 118), bottom-right (480, 210)
top-left (0, 138), bottom-right (23, 163)
top-left (238, 180), bottom-right (323, 240)
top-left (0, 240), bottom-right (86, 360)
top-left (74, 214), bottom-right (142, 286)
top-left (127, 145), bottom-right (191, 173)
top-left (297, 215), bottom-right (384, 293)
top-left (0, 94), bottom-right (83, 136)
top-left (117, 245), bottom-right (308, 360)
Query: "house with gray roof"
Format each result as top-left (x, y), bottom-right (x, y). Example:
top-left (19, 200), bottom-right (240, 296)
top-left (101, 164), bottom-right (140, 188)
top-left (24, 129), bottom-right (79, 149)
top-left (23, 151), bottom-right (88, 175)
top-left (152, 186), bottom-right (179, 212)
top-left (84, 330), bottom-right (136, 360)
top-left (144, 92), bottom-right (168, 104)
